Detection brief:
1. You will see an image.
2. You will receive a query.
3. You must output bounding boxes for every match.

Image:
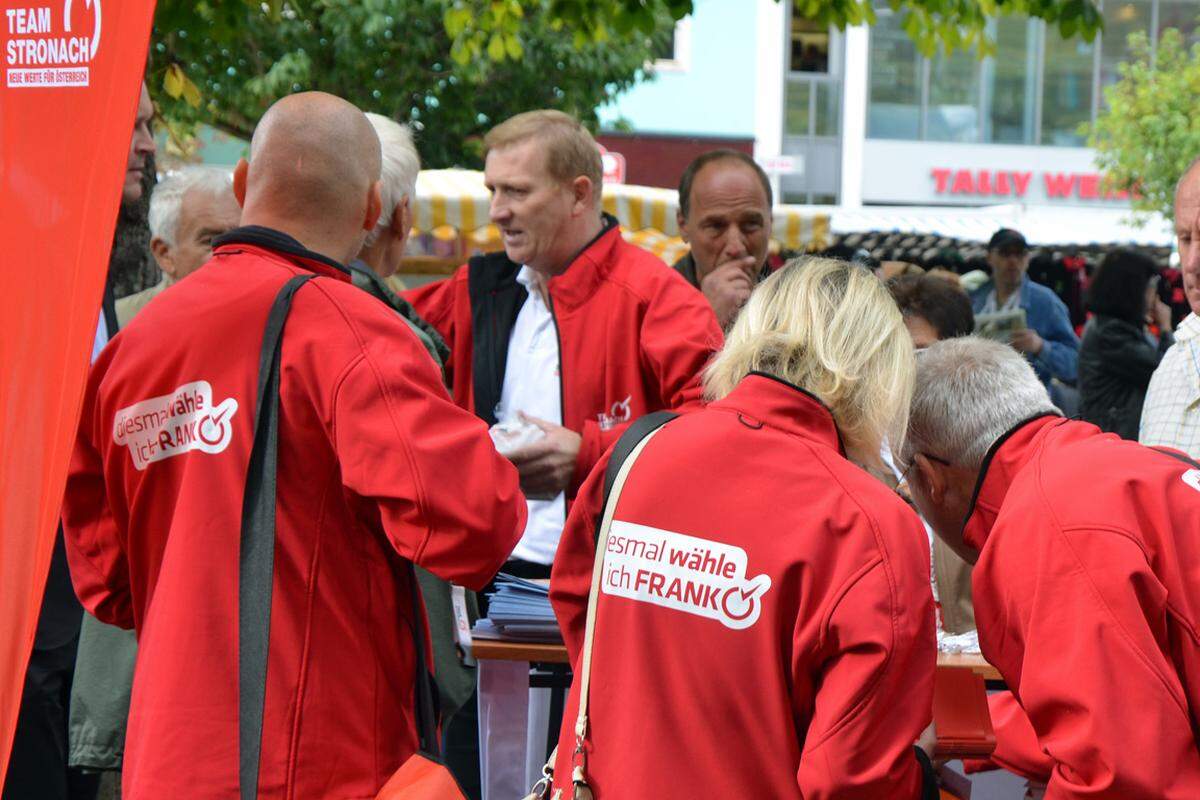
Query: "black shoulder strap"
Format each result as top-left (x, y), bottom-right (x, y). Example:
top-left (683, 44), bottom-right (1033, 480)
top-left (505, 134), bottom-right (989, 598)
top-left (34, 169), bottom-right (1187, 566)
top-left (593, 411), bottom-right (678, 544)
top-left (238, 274), bottom-right (314, 800)
top-left (239, 274), bottom-right (313, 800)
top-left (237, 274), bottom-right (443, 800)
top-left (1154, 446), bottom-right (1200, 470)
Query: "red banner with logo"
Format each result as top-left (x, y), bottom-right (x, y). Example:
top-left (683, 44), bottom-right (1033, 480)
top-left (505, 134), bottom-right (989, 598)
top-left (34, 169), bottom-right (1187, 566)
top-left (0, 0), bottom-right (155, 781)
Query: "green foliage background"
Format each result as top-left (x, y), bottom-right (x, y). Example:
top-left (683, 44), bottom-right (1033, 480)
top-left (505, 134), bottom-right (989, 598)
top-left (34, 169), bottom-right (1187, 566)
top-left (1089, 28), bottom-right (1200, 222)
top-left (152, 0), bottom-right (1104, 169)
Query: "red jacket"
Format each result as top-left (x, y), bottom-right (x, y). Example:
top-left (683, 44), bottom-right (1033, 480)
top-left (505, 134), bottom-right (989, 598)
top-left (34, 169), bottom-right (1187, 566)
top-left (549, 374), bottom-right (936, 798)
top-left (404, 218), bottom-right (722, 495)
top-left (61, 227), bottom-right (526, 799)
top-left (964, 415), bottom-right (1200, 798)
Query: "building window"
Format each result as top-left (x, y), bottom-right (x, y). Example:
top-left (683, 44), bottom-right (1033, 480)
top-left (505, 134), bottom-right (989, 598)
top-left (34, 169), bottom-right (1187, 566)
top-left (790, 17), bottom-right (831, 72)
top-left (652, 17), bottom-right (691, 71)
top-left (1157, 0), bottom-right (1200, 45)
top-left (984, 17), bottom-right (1038, 144)
top-left (867, 9), bottom-right (922, 139)
top-left (1041, 29), bottom-right (1095, 146)
top-left (867, 0), bottom-right (1194, 146)
top-left (1100, 1), bottom-right (1153, 93)
top-left (927, 50), bottom-right (981, 142)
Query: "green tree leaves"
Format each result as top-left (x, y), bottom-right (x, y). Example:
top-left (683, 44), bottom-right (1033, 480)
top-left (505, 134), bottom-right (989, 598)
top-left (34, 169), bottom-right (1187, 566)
top-left (1089, 28), bottom-right (1200, 221)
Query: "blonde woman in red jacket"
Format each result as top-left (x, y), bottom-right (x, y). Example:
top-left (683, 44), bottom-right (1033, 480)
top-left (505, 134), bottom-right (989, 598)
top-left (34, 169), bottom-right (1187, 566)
top-left (549, 257), bottom-right (939, 799)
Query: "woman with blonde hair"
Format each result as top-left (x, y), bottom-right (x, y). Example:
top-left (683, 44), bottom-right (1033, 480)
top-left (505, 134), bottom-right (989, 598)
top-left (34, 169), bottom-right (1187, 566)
top-left (546, 257), bottom-right (938, 799)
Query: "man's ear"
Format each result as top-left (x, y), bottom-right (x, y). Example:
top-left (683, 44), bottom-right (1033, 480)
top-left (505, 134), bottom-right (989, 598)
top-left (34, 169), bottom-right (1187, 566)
top-left (391, 195), bottom-right (411, 251)
top-left (571, 175), bottom-right (595, 216)
top-left (232, 159), bottom-right (249, 208)
top-left (914, 453), bottom-right (947, 504)
top-left (676, 210), bottom-right (690, 244)
top-left (150, 237), bottom-right (176, 280)
top-left (364, 180), bottom-right (383, 232)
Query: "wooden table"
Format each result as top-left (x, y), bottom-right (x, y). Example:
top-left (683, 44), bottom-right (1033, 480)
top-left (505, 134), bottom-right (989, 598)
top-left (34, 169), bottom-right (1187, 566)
top-left (937, 651), bottom-right (1003, 682)
top-left (471, 636), bottom-right (1001, 679)
top-left (472, 634), bottom-right (1000, 789)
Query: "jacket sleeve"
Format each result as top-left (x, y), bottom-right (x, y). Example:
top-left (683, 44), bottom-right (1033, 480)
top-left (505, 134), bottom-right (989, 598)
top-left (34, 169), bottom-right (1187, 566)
top-left (550, 449), bottom-right (612, 660)
top-left (962, 691), bottom-right (1054, 782)
top-left (571, 281), bottom-right (721, 494)
top-left (1031, 293), bottom-right (1080, 384)
top-left (332, 308), bottom-right (526, 591)
top-left (976, 516), bottom-right (1200, 799)
top-left (1092, 322), bottom-right (1171, 386)
top-left (403, 273), bottom-right (461, 383)
top-left (61, 373), bottom-right (135, 630)
top-left (796, 522), bottom-right (936, 799)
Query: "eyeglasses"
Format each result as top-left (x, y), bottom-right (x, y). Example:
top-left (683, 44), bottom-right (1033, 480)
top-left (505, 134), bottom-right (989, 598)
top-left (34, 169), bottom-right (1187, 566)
top-left (896, 452), bottom-right (952, 488)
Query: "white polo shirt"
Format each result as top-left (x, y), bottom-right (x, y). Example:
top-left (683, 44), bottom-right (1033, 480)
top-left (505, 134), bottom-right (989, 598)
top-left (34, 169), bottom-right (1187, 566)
top-left (495, 266), bottom-right (565, 565)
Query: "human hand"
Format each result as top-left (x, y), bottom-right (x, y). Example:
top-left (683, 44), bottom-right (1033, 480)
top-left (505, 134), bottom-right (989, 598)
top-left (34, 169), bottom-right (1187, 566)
top-left (506, 413), bottom-right (582, 499)
top-left (1009, 328), bottom-right (1044, 356)
top-left (699, 257), bottom-right (756, 328)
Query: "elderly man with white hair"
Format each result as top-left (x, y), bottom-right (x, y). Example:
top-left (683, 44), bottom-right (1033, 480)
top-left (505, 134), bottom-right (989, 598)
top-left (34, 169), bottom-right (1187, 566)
top-left (348, 112), bottom-right (448, 366)
top-left (115, 165), bottom-right (239, 326)
top-left (903, 337), bottom-right (1200, 799)
top-left (1140, 158), bottom-right (1200, 458)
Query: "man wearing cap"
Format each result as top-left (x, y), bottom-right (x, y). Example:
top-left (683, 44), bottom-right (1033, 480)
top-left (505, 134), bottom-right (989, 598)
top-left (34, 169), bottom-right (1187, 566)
top-left (969, 228), bottom-right (1079, 399)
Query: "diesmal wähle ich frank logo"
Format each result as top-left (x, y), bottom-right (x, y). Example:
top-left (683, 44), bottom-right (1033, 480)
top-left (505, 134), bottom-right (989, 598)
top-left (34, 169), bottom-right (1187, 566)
top-left (113, 381), bottom-right (239, 471)
top-left (601, 521), bottom-right (772, 630)
top-left (4, 0), bottom-right (100, 88)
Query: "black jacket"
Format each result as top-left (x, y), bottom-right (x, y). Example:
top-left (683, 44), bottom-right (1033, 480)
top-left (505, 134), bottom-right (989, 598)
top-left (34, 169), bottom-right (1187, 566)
top-left (1078, 315), bottom-right (1173, 440)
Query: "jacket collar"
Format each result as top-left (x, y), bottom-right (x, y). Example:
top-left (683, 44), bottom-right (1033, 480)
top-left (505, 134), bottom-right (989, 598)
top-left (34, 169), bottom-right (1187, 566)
top-left (543, 213), bottom-right (621, 312)
top-left (1177, 312), bottom-right (1200, 342)
top-left (710, 372), bottom-right (845, 456)
top-left (960, 413), bottom-right (1062, 552)
top-left (212, 225), bottom-right (352, 282)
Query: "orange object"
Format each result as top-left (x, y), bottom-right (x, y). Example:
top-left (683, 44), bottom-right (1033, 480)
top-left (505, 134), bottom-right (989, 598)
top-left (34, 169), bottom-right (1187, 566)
top-left (0, 0), bottom-right (155, 786)
top-left (375, 753), bottom-right (466, 799)
top-left (934, 667), bottom-right (996, 760)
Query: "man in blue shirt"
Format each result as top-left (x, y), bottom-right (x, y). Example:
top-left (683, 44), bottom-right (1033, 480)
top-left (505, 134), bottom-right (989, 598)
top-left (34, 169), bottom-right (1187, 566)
top-left (970, 228), bottom-right (1080, 402)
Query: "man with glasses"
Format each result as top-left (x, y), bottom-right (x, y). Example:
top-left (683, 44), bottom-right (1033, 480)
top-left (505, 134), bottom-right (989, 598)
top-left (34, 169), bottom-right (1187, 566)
top-left (904, 336), bottom-right (1200, 798)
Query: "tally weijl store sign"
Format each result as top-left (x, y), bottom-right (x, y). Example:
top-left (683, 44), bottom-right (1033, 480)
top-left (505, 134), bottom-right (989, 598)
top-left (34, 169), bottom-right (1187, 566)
top-left (4, 0), bottom-right (100, 88)
top-left (861, 139), bottom-right (1131, 208)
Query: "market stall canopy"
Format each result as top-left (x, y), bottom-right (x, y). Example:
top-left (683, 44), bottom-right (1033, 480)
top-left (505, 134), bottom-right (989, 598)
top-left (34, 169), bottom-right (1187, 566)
top-left (410, 169), bottom-right (831, 270)
top-left (822, 203), bottom-right (1174, 249)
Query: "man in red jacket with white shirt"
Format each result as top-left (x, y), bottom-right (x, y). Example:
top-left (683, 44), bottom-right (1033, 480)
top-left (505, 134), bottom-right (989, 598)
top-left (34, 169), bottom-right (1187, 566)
top-left (406, 110), bottom-right (721, 577)
top-left (903, 336), bottom-right (1200, 799)
top-left (61, 92), bottom-right (525, 799)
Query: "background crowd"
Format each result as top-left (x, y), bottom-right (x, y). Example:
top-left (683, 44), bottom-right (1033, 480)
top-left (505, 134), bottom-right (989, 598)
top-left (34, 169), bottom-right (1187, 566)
top-left (4, 71), bottom-right (1199, 800)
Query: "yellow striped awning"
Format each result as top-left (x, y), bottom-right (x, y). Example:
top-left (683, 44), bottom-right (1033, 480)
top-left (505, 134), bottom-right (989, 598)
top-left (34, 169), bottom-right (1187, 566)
top-left (413, 169), bottom-right (830, 259)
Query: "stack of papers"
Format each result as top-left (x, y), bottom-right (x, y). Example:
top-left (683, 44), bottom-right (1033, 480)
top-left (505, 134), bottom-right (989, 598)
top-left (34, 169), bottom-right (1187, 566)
top-left (472, 573), bottom-right (563, 643)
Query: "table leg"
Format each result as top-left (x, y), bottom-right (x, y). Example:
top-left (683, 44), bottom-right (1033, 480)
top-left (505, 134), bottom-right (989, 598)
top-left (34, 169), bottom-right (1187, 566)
top-left (478, 659), bottom-right (531, 800)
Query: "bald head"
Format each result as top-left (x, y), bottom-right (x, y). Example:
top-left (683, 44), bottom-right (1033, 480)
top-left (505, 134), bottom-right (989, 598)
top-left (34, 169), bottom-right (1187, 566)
top-left (234, 92), bottom-right (383, 264)
top-left (1174, 157), bottom-right (1200, 314)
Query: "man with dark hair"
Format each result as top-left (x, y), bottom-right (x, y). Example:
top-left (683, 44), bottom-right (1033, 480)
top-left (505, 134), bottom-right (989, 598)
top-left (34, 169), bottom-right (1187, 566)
top-left (888, 273), bottom-right (975, 349)
top-left (674, 149), bottom-right (774, 328)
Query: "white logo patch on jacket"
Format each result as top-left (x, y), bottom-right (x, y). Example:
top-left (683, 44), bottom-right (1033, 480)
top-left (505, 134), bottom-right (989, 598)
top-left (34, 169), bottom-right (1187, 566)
top-left (113, 381), bottom-right (238, 470)
top-left (601, 521), bottom-right (772, 630)
top-left (1185, 469), bottom-right (1200, 493)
